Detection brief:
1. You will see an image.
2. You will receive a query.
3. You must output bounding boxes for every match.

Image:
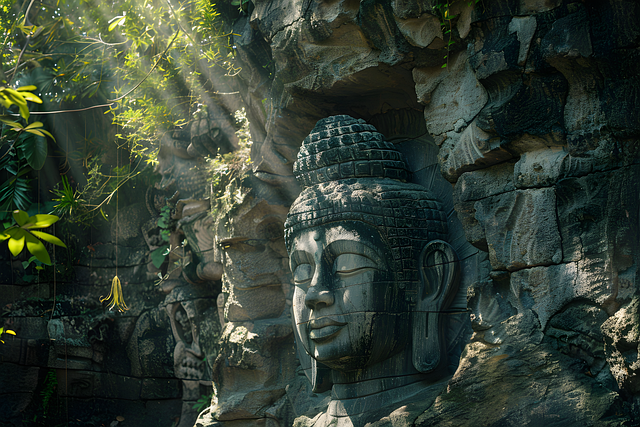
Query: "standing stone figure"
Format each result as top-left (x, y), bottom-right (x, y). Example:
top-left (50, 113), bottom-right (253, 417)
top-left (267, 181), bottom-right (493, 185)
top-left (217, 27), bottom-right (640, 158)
top-left (284, 115), bottom-right (463, 426)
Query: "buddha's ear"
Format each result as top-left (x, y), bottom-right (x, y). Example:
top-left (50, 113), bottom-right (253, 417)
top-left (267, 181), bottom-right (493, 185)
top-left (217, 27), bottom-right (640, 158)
top-left (412, 240), bottom-right (460, 373)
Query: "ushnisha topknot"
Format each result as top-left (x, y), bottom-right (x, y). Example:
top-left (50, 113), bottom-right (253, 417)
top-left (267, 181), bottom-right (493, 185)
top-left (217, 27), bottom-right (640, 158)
top-left (293, 115), bottom-right (412, 189)
top-left (285, 115), bottom-right (448, 287)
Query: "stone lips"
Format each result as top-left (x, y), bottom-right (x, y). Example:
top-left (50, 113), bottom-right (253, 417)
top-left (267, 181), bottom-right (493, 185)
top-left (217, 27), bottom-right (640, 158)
top-left (293, 115), bottom-right (412, 188)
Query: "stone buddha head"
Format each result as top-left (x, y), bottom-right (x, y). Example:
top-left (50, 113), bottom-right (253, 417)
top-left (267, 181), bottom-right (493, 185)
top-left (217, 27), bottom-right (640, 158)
top-left (284, 115), bottom-right (461, 391)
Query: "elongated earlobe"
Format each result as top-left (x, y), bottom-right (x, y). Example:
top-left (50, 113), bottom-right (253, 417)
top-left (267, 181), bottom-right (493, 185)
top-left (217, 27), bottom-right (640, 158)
top-left (311, 358), bottom-right (332, 393)
top-left (292, 306), bottom-right (333, 392)
top-left (412, 240), bottom-right (460, 373)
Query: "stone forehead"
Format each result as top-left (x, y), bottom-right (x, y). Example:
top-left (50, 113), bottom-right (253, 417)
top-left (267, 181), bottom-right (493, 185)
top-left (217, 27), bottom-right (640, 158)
top-left (284, 178), bottom-right (448, 252)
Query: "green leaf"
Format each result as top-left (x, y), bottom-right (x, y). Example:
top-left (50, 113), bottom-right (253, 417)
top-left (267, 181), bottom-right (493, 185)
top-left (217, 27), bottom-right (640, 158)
top-left (150, 245), bottom-right (169, 268)
top-left (19, 92), bottom-right (42, 104)
top-left (38, 129), bottom-right (56, 142)
top-left (20, 135), bottom-right (47, 170)
top-left (23, 214), bottom-right (59, 229)
top-left (24, 121), bottom-right (43, 129)
top-left (30, 230), bottom-right (67, 248)
top-left (0, 117), bottom-right (23, 128)
top-left (24, 231), bottom-right (51, 265)
top-left (25, 129), bottom-right (45, 137)
top-left (7, 228), bottom-right (26, 256)
top-left (108, 15), bottom-right (126, 32)
top-left (13, 210), bottom-right (29, 226)
top-left (16, 85), bottom-right (37, 92)
top-left (0, 226), bottom-right (15, 241)
top-left (2, 89), bottom-right (30, 119)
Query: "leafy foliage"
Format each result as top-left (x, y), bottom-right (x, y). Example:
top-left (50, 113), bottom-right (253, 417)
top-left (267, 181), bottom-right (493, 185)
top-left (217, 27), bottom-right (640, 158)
top-left (0, 0), bottom-right (237, 235)
top-left (40, 370), bottom-right (58, 419)
top-left (2, 0), bottom-right (234, 161)
top-left (0, 209), bottom-right (67, 265)
top-left (431, 1), bottom-right (480, 68)
top-left (208, 108), bottom-right (252, 216)
top-left (192, 392), bottom-right (214, 413)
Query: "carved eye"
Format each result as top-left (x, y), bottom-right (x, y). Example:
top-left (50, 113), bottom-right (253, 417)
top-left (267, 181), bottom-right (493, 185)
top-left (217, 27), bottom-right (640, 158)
top-left (293, 264), bottom-right (313, 284)
top-left (333, 253), bottom-right (377, 276)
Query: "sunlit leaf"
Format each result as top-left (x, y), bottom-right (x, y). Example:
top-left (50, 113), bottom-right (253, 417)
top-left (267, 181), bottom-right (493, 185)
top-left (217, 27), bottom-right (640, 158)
top-left (0, 118), bottom-right (23, 128)
top-left (108, 15), bottom-right (126, 32)
top-left (7, 228), bottom-right (26, 256)
top-left (16, 85), bottom-right (37, 92)
top-left (24, 231), bottom-right (51, 265)
top-left (39, 129), bottom-right (55, 141)
top-left (30, 230), bottom-right (67, 248)
top-left (12, 210), bottom-right (28, 226)
top-left (19, 92), bottom-right (43, 104)
top-left (23, 214), bottom-right (59, 229)
top-left (0, 226), bottom-right (14, 241)
top-left (24, 121), bottom-right (43, 129)
top-left (150, 245), bottom-right (169, 268)
top-left (25, 129), bottom-right (45, 137)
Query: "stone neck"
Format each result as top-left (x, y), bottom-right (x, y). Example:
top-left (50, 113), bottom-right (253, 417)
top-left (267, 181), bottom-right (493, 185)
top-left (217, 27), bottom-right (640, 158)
top-left (328, 376), bottom-right (436, 417)
top-left (327, 348), bottom-right (436, 416)
top-left (331, 372), bottom-right (429, 400)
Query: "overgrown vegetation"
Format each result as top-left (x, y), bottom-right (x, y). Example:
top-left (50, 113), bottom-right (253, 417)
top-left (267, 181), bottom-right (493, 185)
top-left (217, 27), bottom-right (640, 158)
top-left (0, 0), bottom-right (238, 230)
top-left (432, 0), bottom-right (481, 68)
top-left (208, 107), bottom-right (252, 217)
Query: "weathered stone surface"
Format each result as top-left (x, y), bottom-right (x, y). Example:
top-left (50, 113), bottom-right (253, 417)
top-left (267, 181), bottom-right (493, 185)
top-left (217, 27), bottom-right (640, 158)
top-left (225, 285), bottom-right (286, 322)
top-left (4, 1), bottom-right (640, 426)
top-left (474, 188), bottom-right (562, 271)
top-left (421, 52), bottom-right (488, 138)
top-left (510, 263), bottom-right (616, 329)
top-left (394, 13), bottom-right (441, 48)
top-left (545, 303), bottom-right (611, 385)
top-left (0, 364), bottom-right (39, 416)
top-left (602, 297), bottom-right (640, 394)
top-left (508, 16), bottom-right (537, 66)
top-left (415, 310), bottom-right (621, 427)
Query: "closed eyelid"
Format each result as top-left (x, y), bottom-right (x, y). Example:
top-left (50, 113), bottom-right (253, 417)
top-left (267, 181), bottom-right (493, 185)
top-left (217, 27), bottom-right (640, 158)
top-left (333, 253), bottom-right (378, 274)
top-left (290, 250), bottom-right (315, 271)
top-left (324, 240), bottom-right (384, 266)
top-left (293, 264), bottom-right (314, 284)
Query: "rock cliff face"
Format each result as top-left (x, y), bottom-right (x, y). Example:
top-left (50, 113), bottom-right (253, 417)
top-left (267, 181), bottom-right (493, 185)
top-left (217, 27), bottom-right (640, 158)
top-left (203, 0), bottom-right (640, 425)
top-left (1, 1), bottom-right (638, 426)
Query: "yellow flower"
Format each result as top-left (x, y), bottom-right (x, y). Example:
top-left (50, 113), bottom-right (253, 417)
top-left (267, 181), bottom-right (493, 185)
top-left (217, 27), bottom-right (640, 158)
top-left (100, 276), bottom-right (129, 312)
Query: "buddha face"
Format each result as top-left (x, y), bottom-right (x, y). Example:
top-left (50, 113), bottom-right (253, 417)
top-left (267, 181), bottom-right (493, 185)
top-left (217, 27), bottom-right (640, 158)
top-left (289, 221), bottom-right (410, 371)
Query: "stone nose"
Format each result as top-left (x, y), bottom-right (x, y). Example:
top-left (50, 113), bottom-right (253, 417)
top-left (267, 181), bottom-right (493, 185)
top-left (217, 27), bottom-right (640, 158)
top-left (305, 270), bottom-right (334, 310)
